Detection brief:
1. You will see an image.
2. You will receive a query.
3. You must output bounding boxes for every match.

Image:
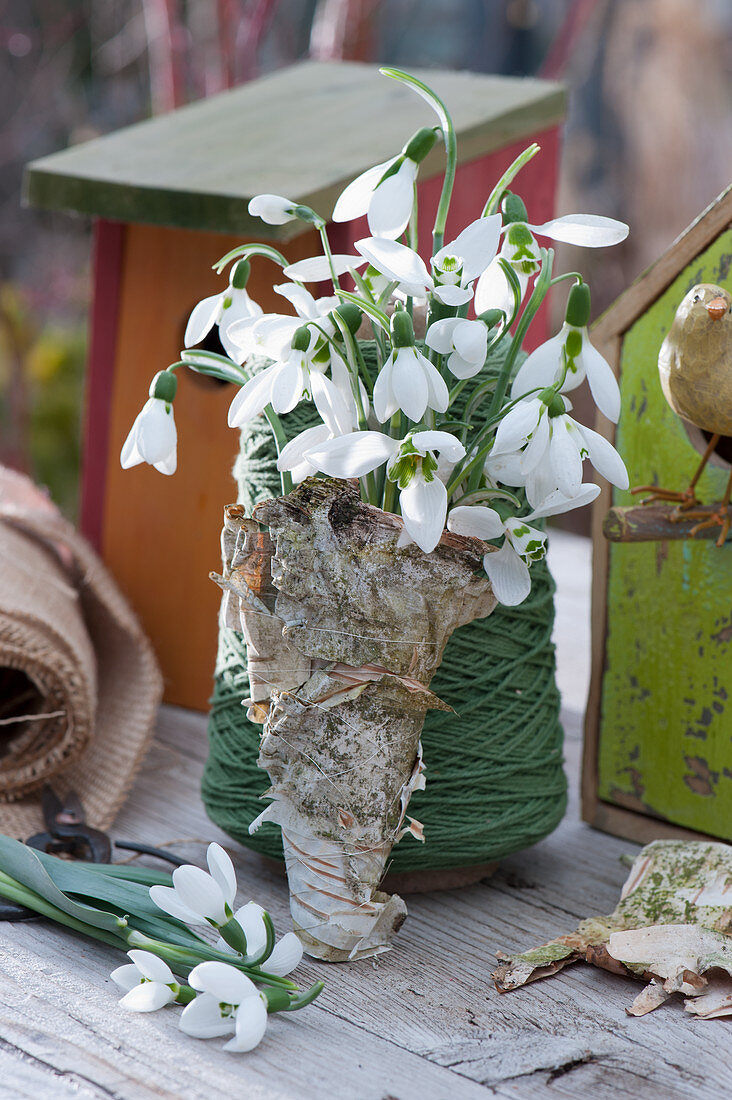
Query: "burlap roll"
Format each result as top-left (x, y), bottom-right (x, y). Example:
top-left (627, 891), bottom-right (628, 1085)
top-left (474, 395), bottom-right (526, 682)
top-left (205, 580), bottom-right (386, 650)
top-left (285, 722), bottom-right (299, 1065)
top-left (0, 467), bottom-right (162, 835)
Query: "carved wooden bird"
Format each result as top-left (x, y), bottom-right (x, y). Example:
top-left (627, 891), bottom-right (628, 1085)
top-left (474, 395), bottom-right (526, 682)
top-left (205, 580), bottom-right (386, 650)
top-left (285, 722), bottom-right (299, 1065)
top-left (634, 282), bottom-right (732, 545)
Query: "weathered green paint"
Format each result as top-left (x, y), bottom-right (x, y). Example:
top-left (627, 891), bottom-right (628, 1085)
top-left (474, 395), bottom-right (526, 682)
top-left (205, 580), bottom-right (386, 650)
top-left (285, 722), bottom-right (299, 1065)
top-left (598, 228), bottom-right (732, 836)
top-left (22, 60), bottom-right (565, 237)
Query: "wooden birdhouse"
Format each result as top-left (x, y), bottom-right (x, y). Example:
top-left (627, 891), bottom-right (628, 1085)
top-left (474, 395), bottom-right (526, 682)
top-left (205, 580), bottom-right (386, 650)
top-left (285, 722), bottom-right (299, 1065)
top-left (24, 60), bottom-right (565, 710)
top-left (584, 186), bottom-right (732, 844)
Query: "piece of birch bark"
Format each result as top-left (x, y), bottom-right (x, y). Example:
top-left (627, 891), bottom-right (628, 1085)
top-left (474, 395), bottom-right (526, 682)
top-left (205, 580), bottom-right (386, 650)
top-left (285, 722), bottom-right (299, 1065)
top-left (493, 838), bottom-right (732, 1019)
top-left (213, 478), bottom-right (496, 961)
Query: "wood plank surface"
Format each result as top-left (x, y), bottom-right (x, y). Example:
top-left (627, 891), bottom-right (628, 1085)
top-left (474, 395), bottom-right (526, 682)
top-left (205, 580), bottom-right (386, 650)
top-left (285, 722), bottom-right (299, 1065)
top-left (1, 532), bottom-right (729, 1100)
top-left (23, 61), bottom-right (565, 236)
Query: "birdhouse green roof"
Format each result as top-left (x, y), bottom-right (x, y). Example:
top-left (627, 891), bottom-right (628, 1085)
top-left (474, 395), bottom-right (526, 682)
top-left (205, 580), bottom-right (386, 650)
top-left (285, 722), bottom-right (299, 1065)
top-left (23, 60), bottom-right (565, 239)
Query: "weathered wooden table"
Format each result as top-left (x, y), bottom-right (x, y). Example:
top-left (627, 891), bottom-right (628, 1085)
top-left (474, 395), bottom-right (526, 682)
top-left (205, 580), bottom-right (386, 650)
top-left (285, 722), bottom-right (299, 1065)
top-left (0, 533), bottom-right (728, 1100)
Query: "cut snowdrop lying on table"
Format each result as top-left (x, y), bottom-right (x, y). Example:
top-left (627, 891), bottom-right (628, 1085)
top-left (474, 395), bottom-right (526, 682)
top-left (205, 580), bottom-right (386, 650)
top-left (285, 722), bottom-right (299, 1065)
top-left (121, 66), bottom-right (630, 606)
top-left (0, 835), bottom-right (320, 1056)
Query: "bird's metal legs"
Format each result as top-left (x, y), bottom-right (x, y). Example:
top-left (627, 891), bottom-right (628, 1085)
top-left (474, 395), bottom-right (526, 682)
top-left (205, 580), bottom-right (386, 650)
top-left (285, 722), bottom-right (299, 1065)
top-left (686, 469), bottom-right (732, 547)
top-left (631, 433), bottom-right (720, 510)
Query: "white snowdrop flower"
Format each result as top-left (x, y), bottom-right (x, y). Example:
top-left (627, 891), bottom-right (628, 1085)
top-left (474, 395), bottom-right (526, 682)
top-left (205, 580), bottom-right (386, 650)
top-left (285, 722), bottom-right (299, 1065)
top-left (277, 355), bottom-right (359, 485)
top-left (490, 393), bottom-right (629, 503)
top-left (180, 962), bottom-right (268, 1053)
top-left (184, 260), bottom-right (263, 362)
top-left (282, 254), bottom-right (367, 283)
top-left (356, 215), bottom-right (501, 307)
top-left (333, 127), bottom-right (437, 239)
top-left (448, 504), bottom-right (544, 606)
top-left (110, 950), bottom-right (179, 1012)
top-left (425, 317), bottom-right (488, 379)
top-left (475, 196), bottom-right (628, 317)
top-left (226, 282), bottom-right (338, 363)
top-left (263, 932), bottom-right (304, 977)
top-left (120, 371), bottom-right (178, 476)
top-left (371, 310), bottom-right (448, 423)
top-left (510, 282), bottom-right (620, 423)
top-left (448, 483), bottom-right (600, 606)
top-left (150, 842), bottom-right (237, 928)
top-left (374, 345), bottom-right (449, 423)
top-left (214, 902), bottom-right (269, 958)
top-left (215, 904), bottom-right (304, 976)
top-left (248, 194), bottom-right (299, 225)
top-left (227, 325), bottom-right (346, 428)
top-left (305, 428), bottom-right (465, 553)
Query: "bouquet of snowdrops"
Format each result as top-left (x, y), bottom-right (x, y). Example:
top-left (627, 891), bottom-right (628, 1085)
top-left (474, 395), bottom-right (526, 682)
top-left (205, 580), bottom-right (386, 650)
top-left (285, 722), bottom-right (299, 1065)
top-left (0, 836), bottom-right (321, 1052)
top-left (121, 67), bottom-right (629, 607)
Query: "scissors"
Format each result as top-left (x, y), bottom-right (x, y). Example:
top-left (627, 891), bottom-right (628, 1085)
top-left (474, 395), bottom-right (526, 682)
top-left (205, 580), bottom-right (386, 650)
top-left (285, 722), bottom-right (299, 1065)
top-left (0, 786), bottom-right (187, 920)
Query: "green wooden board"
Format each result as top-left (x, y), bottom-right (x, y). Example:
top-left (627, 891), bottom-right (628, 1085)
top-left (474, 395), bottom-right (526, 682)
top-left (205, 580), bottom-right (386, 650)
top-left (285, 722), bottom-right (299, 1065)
top-left (599, 228), bottom-right (732, 836)
top-left (23, 60), bottom-right (564, 238)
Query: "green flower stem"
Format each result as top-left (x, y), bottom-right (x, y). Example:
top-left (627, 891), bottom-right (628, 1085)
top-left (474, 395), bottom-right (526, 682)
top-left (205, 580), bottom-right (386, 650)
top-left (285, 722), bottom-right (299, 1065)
top-left (549, 271), bottom-right (584, 287)
top-left (331, 314), bottom-right (379, 505)
top-left (481, 144), bottom-right (540, 217)
top-left (378, 68), bottom-right (456, 255)
top-left (382, 407), bottom-right (402, 514)
top-left (350, 270), bottom-right (386, 373)
top-left (125, 931), bottom-right (298, 989)
top-left (212, 243), bottom-right (289, 275)
top-left (432, 122), bottom-right (457, 256)
top-left (486, 248), bottom-right (553, 422)
top-left (318, 224), bottom-right (340, 288)
top-left (382, 471), bottom-right (397, 515)
top-left (445, 386), bottom-right (542, 498)
top-left (283, 980), bottom-right (325, 1011)
top-left (175, 984), bottom-right (197, 1005)
top-left (451, 486), bottom-right (522, 509)
top-left (406, 184), bottom-right (419, 318)
top-left (448, 378), bottom-right (472, 405)
top-left (262, 405), bottom-right (292, 496)
top-left (0, 872), bottom-right (126, 950)
top-left (238, 911), bottom-right (276, 967)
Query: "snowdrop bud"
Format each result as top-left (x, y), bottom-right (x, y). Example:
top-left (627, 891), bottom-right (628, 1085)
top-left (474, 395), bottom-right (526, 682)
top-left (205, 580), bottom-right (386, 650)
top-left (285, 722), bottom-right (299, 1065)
top-left (291, 325), bottom-right (311, 352)
top-left (390, 309), bottom-right (415, 348)
top-left (403, 126), bottom-right (438, 163)
top-left (477, 308), bottom-right (504, 329)
top-left (332, 302), bottom-right (362, 335)
top-left (565, 281), bottom-right (591, 327)
top-left (149, 370), bottom-right (177, 403)
top-left (501, 192), bottom-right (528, 224)
top-left (248, 194), bottom-right (298, 224)
top-left (231, 259), bottom-right (251, 289)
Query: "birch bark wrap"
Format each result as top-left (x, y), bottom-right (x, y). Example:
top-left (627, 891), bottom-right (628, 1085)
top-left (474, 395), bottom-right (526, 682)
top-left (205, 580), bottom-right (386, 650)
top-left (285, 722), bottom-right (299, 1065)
top-left (213, 478), bottom-right (496, 961)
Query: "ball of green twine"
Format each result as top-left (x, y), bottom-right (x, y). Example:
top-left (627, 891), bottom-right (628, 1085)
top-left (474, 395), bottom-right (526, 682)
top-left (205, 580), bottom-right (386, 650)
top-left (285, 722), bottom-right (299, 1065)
top-left (202, 347), bottom-right (566, 870)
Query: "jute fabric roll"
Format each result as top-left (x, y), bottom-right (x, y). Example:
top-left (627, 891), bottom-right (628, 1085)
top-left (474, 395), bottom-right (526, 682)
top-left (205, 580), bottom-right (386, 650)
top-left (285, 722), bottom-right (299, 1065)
top-left (0, 468), bottom-right (162, 835)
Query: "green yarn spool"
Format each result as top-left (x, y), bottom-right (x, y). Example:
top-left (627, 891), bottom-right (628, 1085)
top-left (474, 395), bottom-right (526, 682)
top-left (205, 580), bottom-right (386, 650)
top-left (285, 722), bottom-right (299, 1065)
top-left (203, 346), bottom-right (567, 870)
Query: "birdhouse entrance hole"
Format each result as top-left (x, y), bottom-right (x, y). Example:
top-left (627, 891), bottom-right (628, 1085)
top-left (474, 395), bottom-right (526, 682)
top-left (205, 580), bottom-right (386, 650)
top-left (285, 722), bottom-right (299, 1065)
top-left (179, 308), bottom-right (229, 389)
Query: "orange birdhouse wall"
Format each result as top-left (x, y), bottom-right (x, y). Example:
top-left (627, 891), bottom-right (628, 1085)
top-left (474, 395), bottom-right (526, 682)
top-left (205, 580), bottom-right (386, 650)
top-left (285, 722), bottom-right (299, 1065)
top-left (79, 130), bottom-right (561, 710)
